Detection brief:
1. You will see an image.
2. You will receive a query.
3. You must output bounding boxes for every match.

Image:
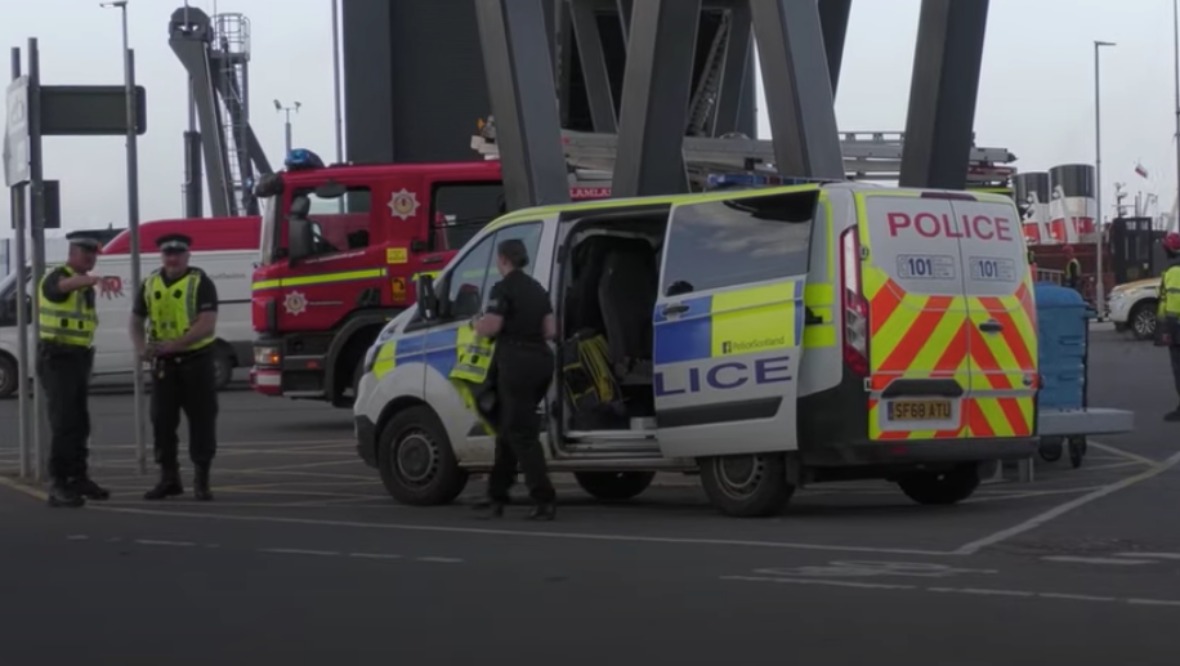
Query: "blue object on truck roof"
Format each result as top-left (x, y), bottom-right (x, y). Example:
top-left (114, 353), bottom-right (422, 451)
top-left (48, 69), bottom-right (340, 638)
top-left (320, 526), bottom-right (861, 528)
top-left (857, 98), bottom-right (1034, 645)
top-left (285, 148), bottom-right (325, 171)
top-left (1034, 283), bottom-right (1088, 411)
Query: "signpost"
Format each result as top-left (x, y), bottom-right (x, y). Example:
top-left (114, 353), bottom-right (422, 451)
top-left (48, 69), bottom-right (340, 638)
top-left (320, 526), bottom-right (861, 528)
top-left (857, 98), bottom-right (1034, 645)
top-left (5, 36), bottom-right (147, 482)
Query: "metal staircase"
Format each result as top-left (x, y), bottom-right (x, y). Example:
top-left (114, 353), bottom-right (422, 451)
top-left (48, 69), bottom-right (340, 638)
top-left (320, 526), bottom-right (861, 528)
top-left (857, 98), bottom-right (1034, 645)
top-left (686, 10), bottom-right (731, 137)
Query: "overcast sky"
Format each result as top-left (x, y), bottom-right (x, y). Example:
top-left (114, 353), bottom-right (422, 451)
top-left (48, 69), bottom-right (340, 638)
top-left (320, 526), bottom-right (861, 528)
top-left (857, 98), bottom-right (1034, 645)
top-left (2, 0), bottom-right (1177, 237)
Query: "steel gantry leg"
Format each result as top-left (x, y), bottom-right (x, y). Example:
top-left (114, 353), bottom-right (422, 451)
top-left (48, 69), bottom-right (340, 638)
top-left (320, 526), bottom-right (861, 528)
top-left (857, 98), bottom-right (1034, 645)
top-left (711, 1), bottom-right (753, 136)
top-left (612, 0), bottom-right (702, 197)
top-left (569, 0), bottom-right (617, 132)
top-left (749, 0), bottom-right (844, 180)
top-left (475, 0), bottom-right (571, 209)
top-left (899, 0), bottom-right (990, 190)
top-left (818, 0), bottom-right (853, 96)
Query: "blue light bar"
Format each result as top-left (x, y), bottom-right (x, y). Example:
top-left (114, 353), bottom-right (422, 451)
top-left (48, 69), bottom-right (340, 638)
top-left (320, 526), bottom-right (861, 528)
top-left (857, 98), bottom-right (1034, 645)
top-left (285, 148), bottom-right (325, 171)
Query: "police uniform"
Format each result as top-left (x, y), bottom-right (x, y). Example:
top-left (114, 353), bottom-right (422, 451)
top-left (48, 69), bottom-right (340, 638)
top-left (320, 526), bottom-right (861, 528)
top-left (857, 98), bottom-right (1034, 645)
top-left (480, 265), bottom-right (557, 519)
top-left (38, 232), bottom-right (109, 507)
top-left (1065, 255), bottom-right (1082, 291)
top-left (1159, 248), bottom-right (1180, 421)
top-left (133, 234), bottom-right (221, 501)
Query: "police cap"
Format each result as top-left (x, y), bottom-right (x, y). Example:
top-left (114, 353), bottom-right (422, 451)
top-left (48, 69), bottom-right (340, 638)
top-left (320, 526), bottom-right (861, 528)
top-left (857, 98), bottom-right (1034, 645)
top-left (65, 231), bottom-right (101, 253)
top-left (156, 233), bottom-right (192, 254)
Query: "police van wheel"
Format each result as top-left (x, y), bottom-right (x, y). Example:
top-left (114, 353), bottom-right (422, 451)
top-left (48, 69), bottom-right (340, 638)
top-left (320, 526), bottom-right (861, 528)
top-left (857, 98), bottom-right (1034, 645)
top-left (699, 454), bottom-right (794, 518)
top-left (378, 406), bottom-right (469, 506)
top-left (212, 350), bottom-right (234, 391)
top-left (897, 464), bottom-right (981, 506)
top-left (0, 354), bottom-right (16, 399)
top-left (574, 471), bottom-right (656, 502)
top-left (1130, 303), bottom-right (1158, 341)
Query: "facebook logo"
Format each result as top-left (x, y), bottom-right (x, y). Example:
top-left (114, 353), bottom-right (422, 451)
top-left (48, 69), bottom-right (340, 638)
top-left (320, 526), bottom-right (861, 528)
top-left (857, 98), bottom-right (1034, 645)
top-left (721, 341), bottom-right (732, 354)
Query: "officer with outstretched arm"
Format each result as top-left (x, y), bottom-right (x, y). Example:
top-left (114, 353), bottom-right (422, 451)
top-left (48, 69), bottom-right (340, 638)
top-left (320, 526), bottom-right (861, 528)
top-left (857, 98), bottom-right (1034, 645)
top-left (1158, 232), bottom-right (1180, 422)
top-left (471, 238), bottom-right (558, 520)
top-left (129, 234), bottom-right (221, 500)
top-left (38, 232), bottom-right (111, 507)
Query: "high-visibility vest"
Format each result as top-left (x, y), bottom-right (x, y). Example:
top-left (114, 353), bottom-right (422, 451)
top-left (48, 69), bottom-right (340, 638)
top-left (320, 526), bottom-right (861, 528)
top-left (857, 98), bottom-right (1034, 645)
top-left (145, 270), bottom-right (215, 352)
top-left (38, 265), bottom-right (97, 347)
top-left (449, 323), bottom-right (495, 384)
top-left (1158, 264), bottom-right (1180, 319)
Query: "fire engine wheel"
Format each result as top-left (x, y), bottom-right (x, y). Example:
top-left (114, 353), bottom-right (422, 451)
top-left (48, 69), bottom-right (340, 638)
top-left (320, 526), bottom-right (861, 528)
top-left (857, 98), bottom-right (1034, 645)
top-left (0, 354), bottom-right (16, 399)
top-left (897, 464), bottom-right (981, 506)
top-left (378, 406), bottom-right (468, 506)
top-left (1130, 303), bottom-right (1158, 341)
top-left (698, 453), bottom-right (794, 518)
top-left (574, 471), bottom-right (656, 502)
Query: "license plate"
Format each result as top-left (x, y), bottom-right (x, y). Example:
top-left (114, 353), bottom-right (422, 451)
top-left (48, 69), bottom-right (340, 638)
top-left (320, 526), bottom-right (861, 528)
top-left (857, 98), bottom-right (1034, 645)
top-left (887, 400), bottom-right (952, 421)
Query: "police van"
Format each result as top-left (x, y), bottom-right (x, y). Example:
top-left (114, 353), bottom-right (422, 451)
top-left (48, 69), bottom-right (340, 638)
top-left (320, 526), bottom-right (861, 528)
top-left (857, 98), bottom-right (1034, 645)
top-left (352, 182), bottom-right (1040, 517)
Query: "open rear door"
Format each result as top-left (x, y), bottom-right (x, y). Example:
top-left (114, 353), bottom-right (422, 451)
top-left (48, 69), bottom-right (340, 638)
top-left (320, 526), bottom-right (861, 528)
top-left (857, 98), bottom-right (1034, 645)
top-left (652, 189), bottom-right (818, 459)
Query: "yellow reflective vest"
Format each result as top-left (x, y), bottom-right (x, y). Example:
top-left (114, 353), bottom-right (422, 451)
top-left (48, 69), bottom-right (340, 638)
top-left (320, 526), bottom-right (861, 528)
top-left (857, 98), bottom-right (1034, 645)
top-left (38, 266), bottom-right (98, 347)
top-left (1158, 263), bottom-right (1180, 320)
top-left (144, 270), bottom-right (215, 352)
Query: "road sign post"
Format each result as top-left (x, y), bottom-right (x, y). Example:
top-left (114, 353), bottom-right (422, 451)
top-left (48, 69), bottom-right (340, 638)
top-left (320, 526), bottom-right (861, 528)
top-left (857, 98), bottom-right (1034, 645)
top-left (6, 49), bottom-right (30, 480)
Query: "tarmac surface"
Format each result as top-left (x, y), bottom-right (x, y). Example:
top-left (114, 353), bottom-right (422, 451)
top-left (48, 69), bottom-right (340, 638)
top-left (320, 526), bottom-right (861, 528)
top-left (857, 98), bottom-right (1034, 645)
top-left (2, 324), bottom-right (1180, 665)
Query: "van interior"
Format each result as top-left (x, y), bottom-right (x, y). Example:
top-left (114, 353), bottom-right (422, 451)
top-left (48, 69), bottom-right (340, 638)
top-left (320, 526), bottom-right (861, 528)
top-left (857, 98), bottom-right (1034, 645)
top-left (556, 209), bottom-right (669, 438)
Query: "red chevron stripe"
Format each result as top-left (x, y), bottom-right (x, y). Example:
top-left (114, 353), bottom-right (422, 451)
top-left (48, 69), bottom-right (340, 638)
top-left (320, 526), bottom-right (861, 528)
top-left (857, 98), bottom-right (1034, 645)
top-left (977, 297), bottom-right (1036, 371)
top-left (870, 278), bottom-right (903, 337)
top-left (878, 295), bottom-right (954, 373)
top-left (967, 400), bottom-right (995, 437)
top-left (998, 397), bottom-right (1031, 436)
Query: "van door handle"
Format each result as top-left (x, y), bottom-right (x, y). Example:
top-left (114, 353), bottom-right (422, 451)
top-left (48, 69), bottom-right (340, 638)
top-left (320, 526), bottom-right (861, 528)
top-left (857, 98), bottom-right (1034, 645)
top-left (661, 303), bottom-right (689, 316)
top-left (979, 320), bottom-right (1003, 334)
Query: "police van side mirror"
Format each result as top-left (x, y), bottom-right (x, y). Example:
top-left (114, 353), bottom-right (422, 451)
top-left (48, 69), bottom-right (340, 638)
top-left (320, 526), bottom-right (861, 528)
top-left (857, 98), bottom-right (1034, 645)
top-left (288, 217), bottom-right (314, 263)
top-left (417, 274), bottom-right (440, 320)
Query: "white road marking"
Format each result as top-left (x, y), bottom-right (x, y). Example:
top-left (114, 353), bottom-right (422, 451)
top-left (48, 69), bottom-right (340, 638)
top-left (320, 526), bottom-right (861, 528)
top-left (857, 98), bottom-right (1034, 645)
top-left (134, 539), bottom-right (196, 547)
top-left (348, 552), bottom-right (402, 560)
top-left (954, 449), bottom-right (1180, 555)
top-left (1043, 556), bottom-right (1158, 565)
top-left (65, 535), bottom-right (89, 541)
top-left (91, 505), bottom-right (958, 556)
top-left (1117, 552), bottom-right (1180, 561)
top-left (753, 561), bottom-right (997, 579)
top-left (1086, 440), bottom-right (1161, 468)
top-left (259, 548), bottom-right (341, 557)
top-left (418, 556), bottom-right (464, 564)
top-left (723, 575), bottom-right (1180, 609)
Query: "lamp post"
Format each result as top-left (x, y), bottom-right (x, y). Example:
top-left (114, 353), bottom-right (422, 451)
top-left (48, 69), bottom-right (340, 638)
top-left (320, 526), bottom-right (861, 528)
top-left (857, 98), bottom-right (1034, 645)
top-left (331, 0), bottom-right (344, 165)
top-left (274, 100), bottom-right (301, 156)
top-left (100, 0), bottom-right (146, 474)
top-left (1173, 0), bottom-right (1180, 231)
top-left (1094, 39), bottom-right (1115, 313)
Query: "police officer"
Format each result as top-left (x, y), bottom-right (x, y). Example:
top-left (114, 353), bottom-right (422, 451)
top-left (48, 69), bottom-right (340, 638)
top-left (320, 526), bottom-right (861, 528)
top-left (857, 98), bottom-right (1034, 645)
top-left (1063, 245), bottom-right (1083, 292)
top-left (1158, 232), bottom-right (1180, 422)
top-left (129, 234), bottom-right (220, 501)
top-left (472, 238), bottom-right (558, 520)
top-left (38, 232), bottom-right (110, 508)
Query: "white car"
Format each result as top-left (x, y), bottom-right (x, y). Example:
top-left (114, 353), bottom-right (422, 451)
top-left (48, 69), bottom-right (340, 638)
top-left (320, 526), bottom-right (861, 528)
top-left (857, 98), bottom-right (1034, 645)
top-left (1108, 277), bottom-right (1160, 340)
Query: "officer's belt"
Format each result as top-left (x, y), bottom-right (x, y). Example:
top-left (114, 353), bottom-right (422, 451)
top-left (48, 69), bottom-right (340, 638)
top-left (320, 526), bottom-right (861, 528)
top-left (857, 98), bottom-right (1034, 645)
top-left (156, 346), bottom-right (212, 364)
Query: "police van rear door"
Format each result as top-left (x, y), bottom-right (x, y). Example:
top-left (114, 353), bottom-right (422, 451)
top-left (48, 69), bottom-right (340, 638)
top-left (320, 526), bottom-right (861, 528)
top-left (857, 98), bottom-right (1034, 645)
top-left (652, 188), bottom-right (817, 459)
top-left (949, 194), bottom-right (1038, 440)
top-left (857, 191), bottom-right (972, 441)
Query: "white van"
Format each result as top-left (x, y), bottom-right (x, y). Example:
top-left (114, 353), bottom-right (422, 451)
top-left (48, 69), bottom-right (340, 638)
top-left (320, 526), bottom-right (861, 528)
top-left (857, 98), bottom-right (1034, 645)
top-left (353, 183), bottom-right (1040, 517)
top-left (0, 217), bottom-right (260, 398)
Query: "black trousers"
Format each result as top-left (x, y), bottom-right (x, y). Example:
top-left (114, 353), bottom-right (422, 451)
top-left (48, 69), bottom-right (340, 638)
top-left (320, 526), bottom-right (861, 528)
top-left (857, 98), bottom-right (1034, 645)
top-left (487, 343), bottom-right (555, 504)
top-left (37, 345), bottom-right (93, 483)
top-left (1170, 345), bottom-right (1180, 403)
top-left (151, 349), bottom-right (218, 470)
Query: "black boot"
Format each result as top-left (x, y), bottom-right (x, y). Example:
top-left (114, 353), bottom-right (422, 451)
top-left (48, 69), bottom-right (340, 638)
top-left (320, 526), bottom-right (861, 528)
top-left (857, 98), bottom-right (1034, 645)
top-left (47, 481), bottom-right (85, 508)
top-left (193, 465), bottom-right (213, 502)
top-left (143, 467), bottom-right (184, 500)
top-left (526, 501), bottom-right (556, 521)
top-left (71, 476), bottom-right (110, 501)
top-left (472, 498), bottom-right (506, 519)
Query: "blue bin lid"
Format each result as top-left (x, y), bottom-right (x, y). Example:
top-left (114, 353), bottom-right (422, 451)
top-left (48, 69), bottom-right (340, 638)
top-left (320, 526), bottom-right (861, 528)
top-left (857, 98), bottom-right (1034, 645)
top-left (1033, 283), bottom-right (1086, 309)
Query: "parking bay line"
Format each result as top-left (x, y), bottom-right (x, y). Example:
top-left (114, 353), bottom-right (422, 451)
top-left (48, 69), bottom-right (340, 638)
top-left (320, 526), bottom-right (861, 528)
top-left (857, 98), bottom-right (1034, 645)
top-left (722, 575), bottom-right (1180, 609)
top-left (954, 448), bottom-right (1180, 556)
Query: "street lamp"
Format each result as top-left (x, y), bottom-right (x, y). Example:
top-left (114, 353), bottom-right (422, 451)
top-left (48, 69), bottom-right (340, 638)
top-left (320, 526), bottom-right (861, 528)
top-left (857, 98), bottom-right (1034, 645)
top-left (274, 99), bottom-right (301, 156)
top-left (1094, 39), bottom-right (1115, 313)
top-left (100, 0), bottom-right (147, 475)
top-left (1173, 0), bottom-right (1180, 231)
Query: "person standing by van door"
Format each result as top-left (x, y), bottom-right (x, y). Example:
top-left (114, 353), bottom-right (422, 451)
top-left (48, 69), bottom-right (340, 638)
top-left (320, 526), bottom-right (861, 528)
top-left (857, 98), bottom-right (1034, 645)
top-left (38, 232), bottom-right (111, 507)
top-left (129, 234), bottom-right (220, 501)
top-left (1157, 232), bottom-right (1180, 422)
top-left (472, 238), bottom-right (558, 520)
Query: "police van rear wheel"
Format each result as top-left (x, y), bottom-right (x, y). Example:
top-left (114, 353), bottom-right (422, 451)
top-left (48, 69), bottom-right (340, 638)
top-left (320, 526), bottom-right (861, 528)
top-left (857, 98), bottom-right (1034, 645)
top-left (699, 454), bottom-right (794, 518)
top-left (378, 406), bottom-right (468, 506)
top-left (574, 471), bottom-right (655, 501)
top-left (897, 464), bottom-right (980, 506)
top-left (0, 354), bottom-right (16, 399)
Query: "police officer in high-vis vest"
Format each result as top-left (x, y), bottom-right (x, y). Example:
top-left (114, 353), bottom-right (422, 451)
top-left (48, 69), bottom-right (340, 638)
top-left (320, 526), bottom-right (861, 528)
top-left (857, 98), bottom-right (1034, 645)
top-left (1063, 244), bottom-right (1083, 292)
top-left (38, 232), bottom-right (110, 508)
top-left (129, 234), bottom-right (220, 501)
top-left (1157, 232), bottom-right (1180, 422)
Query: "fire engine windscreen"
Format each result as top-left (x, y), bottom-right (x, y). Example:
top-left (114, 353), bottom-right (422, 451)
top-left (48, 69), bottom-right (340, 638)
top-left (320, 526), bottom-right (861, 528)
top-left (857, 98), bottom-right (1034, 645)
top-left (260, 186), bottom-right (373, 265)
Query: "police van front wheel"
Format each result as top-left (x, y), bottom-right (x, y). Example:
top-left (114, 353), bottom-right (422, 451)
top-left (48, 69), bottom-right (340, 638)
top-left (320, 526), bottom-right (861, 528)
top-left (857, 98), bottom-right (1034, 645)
top-left (896, 464), bottom-right (981, 506)
top-left (699, 454), bottom-right (794, 518)
top-left (378, 406), bottom-right (469, 506)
